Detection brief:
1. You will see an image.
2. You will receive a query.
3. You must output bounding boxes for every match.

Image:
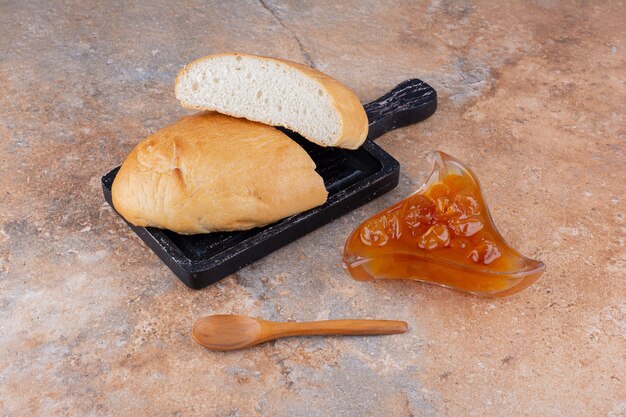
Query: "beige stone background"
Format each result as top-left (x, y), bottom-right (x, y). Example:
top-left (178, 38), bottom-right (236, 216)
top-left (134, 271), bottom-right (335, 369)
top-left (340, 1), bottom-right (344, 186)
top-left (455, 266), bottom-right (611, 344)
top-left (1, 1), bottom-right (625, 416)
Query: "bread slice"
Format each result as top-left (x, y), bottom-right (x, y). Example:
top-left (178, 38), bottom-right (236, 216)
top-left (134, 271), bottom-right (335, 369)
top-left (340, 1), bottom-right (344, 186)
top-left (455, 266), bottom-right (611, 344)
top-left (111, 112), bottom-right (328, 234)
top-left (175, 52), bottom-right (369, 149)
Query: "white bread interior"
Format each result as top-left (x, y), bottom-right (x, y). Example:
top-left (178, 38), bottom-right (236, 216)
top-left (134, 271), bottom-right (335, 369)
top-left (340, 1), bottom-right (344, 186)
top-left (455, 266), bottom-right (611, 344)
top-left (175, 53), bottom-right (368, 149)
top-left (111, 112), bottom-right (328, 234)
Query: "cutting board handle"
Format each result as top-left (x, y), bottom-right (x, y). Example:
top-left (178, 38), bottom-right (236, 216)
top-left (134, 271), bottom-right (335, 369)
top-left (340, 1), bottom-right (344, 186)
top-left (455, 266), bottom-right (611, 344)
top-left (364, 78), bottom-right (437, 141)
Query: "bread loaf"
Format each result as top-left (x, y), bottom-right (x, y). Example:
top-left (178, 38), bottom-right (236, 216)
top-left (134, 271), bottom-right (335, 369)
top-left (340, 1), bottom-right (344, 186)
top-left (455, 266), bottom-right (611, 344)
top-left (111, 112), bottom-right (328, 234)
top-left (175, 52), bottom-right (368, 149)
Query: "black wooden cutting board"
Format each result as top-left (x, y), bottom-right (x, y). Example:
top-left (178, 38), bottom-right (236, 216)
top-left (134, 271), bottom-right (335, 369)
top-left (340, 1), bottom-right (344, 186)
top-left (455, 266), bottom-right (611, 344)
top-left (102, 79), bottom-right (437, 289)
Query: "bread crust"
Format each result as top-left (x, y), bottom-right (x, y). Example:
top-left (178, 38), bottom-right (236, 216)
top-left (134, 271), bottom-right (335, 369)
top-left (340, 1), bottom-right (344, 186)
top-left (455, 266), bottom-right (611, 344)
top-left (111, 112), bottom-right (328, 234)
top-left (174, 52), bottom-right (369, 149)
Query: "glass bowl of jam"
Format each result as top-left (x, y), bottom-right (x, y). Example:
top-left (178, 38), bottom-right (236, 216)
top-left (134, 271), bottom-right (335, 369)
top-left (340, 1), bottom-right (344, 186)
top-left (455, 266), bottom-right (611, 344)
top-left (342, 151), bottom-right (545, 297)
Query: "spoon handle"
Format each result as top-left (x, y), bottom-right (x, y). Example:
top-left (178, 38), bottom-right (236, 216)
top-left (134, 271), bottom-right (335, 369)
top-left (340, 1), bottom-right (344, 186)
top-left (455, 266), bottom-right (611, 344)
top-left (268, 319), bottom-right (408, 338)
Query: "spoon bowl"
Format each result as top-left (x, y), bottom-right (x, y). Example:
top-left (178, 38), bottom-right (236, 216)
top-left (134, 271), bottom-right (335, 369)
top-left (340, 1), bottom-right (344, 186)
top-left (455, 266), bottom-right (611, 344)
top-left (192, 315), bottom-right (263, 351)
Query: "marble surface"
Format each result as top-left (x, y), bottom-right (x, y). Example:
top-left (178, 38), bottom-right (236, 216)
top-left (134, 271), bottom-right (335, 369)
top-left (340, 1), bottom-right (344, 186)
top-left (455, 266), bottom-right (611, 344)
top-left (1, 1), bottom-right (624, 416)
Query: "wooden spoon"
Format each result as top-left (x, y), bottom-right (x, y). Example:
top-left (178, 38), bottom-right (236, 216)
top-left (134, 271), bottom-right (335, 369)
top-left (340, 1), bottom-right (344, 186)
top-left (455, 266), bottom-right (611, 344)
top-left (192, 315), bottom-right (408, 351)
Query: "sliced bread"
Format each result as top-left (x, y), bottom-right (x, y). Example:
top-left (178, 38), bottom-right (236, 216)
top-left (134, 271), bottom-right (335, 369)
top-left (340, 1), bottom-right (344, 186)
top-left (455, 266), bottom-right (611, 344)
top-left (111, 112), bottom-right (328, 234)
top-left (174, 52), bottom-right (368, 149)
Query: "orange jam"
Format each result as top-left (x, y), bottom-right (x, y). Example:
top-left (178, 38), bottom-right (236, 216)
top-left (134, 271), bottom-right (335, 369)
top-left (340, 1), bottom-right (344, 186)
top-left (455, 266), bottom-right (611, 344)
top-left (342, 151), bottom-right (545, 297)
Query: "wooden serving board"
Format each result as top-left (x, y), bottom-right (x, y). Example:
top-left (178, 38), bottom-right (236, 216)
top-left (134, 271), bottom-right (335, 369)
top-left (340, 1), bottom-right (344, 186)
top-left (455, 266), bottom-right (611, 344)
top-left (102, 79), bottom-right (437, 289)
